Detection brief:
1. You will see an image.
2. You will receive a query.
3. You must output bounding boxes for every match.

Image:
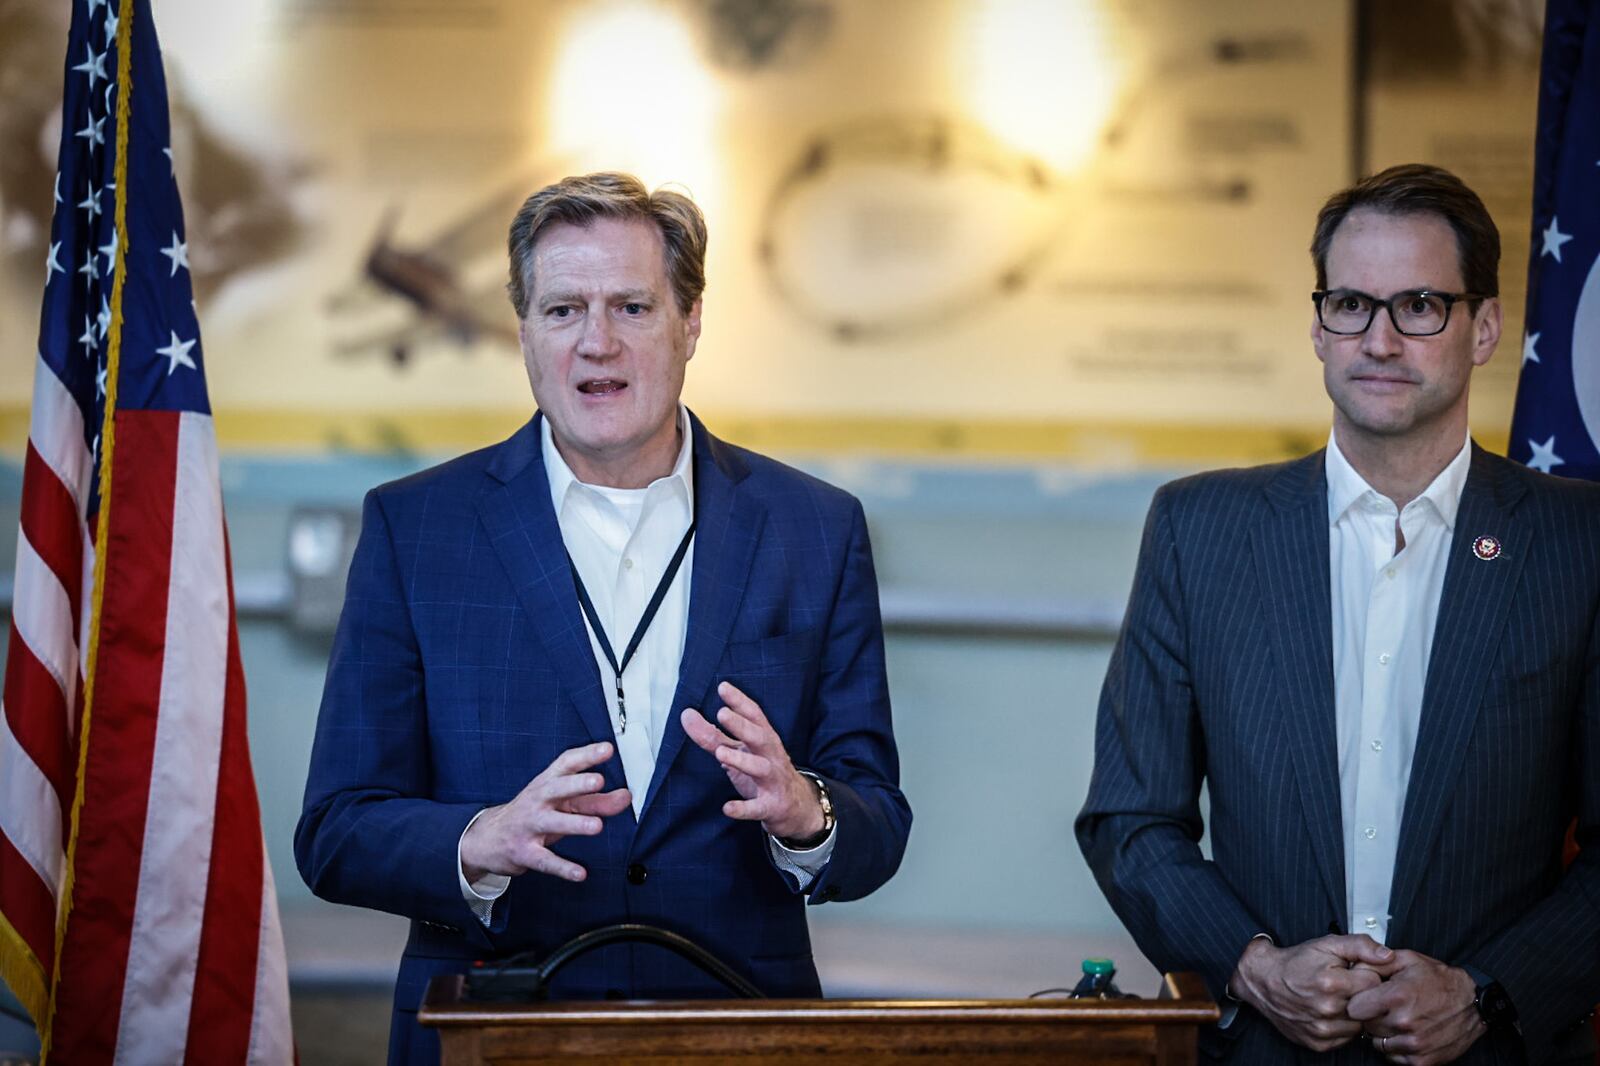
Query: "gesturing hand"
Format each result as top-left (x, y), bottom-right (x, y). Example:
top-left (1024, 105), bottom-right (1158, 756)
top-left (681, 681), bottom-right (825, 842)
top-left (1347, 951), bottom-right (1485, 1065)
top-left (1229, 934), bottom-right (1396, 1052)
top-left (459, 741), bottom-right (632, 884)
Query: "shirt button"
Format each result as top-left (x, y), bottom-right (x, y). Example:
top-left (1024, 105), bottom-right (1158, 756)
top-left (1384, 567), bottom-right (1396, 580)
top-left (1378, 653), bottom-right (1391, 666)
top-left (1364, 916), bottom-right (1378, 929)
top-left (623, 557), bottom-right (634, 570)
top-left (1371, 739), bottom-right (1383, 752)
top-left (1364, 826), bottom-right (1377, 839)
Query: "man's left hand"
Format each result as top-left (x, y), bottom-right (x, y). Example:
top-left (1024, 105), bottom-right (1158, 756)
top-left (681, 681), bottom-right (825, 841)
top-left (1346, 950), bottom-right (1486, 1065)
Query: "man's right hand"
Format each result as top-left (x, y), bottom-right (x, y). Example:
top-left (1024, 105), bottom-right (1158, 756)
top-left (1229, 934), bottom-right (1397, 1052)
top-left (460, 741), bottom-right (631, 884)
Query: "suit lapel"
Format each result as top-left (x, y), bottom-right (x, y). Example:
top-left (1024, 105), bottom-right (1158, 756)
top-left (473, 415), bottom-right (623, 791)
top-left (638, 415), bottom-right (766, 823)
top-left (1387, 447), bottom-right (1531, 937)
top-left (1252, 451), bottom-right (1348, 928)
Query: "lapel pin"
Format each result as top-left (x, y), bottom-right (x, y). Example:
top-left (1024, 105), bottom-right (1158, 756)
top-left (1471, 535), bottom-right (1502, 561)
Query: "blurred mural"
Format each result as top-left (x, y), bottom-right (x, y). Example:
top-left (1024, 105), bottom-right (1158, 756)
top-left (0, 0), bottom-right (1553, 462)
top-left (0, 0), bottom-right (1347, 455)
top-left (0, 0), bottom-right (1548, 458)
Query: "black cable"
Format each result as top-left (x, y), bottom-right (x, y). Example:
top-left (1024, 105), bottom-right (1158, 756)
top-left (466, 923), bottom-right (764, 1002)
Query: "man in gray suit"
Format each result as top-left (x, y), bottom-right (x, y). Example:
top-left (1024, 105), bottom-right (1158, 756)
top-left (1078, 164), bottom-right (1600, 1065)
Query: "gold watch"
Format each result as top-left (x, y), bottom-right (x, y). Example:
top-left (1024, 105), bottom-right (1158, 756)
top-left (782, 770), bottom-right (834, 849)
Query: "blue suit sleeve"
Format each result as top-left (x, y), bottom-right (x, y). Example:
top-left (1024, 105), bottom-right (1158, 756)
top-left (1075, 487), bottom-right (1267, 1005)
top-left (294, 490), bottom-right (500, 947)
top-left (797, 500), bottom-right (912, 904)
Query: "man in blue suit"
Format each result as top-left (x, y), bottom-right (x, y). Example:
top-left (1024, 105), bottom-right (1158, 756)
top-left (296, 172), bottom-right (911, 1065)
top-left (1079, 165), bottom-right (1600, 1065)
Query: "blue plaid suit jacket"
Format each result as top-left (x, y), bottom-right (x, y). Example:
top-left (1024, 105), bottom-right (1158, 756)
top-left (1078, 445), bottom-right (1600, 1065)
top-left (295, 412), bottom-right (910, 1065)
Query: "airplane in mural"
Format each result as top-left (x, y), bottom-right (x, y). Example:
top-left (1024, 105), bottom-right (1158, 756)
top-left (326, 182), bottom-right (535, 368)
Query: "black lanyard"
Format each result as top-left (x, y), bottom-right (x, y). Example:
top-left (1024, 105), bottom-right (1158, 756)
top-left (567, 512), bottom-right (696, 735)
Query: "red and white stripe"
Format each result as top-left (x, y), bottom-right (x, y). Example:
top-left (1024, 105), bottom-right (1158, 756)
top-left (0, 354), bottom-right (90, 1001)
top-left (1, 357), bottom-right (292, 1062)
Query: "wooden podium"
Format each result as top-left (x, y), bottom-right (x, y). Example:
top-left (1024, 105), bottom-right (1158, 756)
top-left (419, 971), bottom-right (1219, 1065)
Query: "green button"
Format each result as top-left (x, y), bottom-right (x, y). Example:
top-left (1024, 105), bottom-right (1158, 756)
top-left (1081, 957), bottom-right (1115, 975)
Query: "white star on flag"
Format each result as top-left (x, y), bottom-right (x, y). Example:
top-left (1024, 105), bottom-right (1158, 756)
top-left (99, 227), bottom-right (119, 275)
top-left (54, 171), bottom-right (62, 205)
top-left (1522, 331), bottom-right (1540, 366)
top-left (46, 241), bottom-right (64, 284)
top-left (96, 364), bottom-right (108, 398)
top-left (104, 4), bottom-right (119, 39)
top-left (78, 252), bottom-right (96, 289)
top-left (87, 0), bottom-right (105, 14)
top-left (79, 182), bottom-right (101, 219)
top-left (160, 231), bottom-right (189, 276)
top-left (162, 146), bottom-right (174, 176)
top-left (76, 113), bottom-right (105, 153)
top-left (157, 330), bottom-right (198, 375)
top-left (73, 43), bottom-right (107, 89)
top-left (1541, 217), bottom-right (1574, 262)
top-left (1526, 435), bottom-right (1565, 473)
top-left (79, 315), bottom-right (97, 357)
top-left (97, 296), bottom-right (111, 340)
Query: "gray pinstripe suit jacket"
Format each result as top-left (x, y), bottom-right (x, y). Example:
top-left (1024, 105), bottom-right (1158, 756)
top-left (1077, 445), bottom-right (1600, 1065)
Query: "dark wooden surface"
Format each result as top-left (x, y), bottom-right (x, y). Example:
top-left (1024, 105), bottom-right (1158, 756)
top-left (420, 971), bottom-right (1219, 1065)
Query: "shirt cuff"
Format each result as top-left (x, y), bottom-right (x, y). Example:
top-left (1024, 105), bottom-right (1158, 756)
top-left (458, 809), bottom-right (510, 926)
top-left (767, 825), bottom-right (837, 891)
top-left (1219, 933), bottom-right (1276, 1029)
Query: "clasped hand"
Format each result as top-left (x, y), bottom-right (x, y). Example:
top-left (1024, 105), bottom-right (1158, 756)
top-left (1231, 936), bottom-right (1485, 1065)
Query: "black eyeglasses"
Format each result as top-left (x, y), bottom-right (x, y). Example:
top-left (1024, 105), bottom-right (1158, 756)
top-left (1311, 288), bottom-right (1491, 337)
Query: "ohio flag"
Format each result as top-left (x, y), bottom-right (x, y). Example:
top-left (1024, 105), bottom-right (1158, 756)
top-left (1510, 0), bottom-right (1600, 481)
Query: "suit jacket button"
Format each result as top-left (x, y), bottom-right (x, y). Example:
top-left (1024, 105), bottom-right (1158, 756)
top-left (818, 885), bottom-right (838, 901)
top-left (627, 863), bottom-right (648, 885)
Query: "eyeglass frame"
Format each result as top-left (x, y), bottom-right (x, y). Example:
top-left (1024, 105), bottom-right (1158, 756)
top-left (1310, 288), bottom-right (1493, 337)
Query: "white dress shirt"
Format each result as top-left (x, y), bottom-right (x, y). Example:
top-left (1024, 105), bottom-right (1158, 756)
top-left (1327, 431), bottom-right (1471, 943)
top-left (458, 408), bottom-right (834, 921)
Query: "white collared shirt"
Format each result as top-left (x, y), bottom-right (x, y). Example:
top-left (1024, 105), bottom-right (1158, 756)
top-left (458, 408), bottom-right (833, 920)
top-left (547, 406), bottom-right (697, 802)
top-left (1326, 431), bottom-right (1471, 943)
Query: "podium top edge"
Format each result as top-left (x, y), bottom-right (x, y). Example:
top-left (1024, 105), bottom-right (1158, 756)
top-left (418, 975), bottom-right (1221, 1028)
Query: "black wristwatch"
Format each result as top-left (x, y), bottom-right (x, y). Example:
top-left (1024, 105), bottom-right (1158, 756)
top-left (1466, 968), bottom-right (1518, 1030)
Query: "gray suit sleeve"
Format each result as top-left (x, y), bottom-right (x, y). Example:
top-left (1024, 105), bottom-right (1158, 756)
top-left (1465, 590), bottom-right (1600, 1058)
top-left (1076, 487), bottom-right (1268, 1006)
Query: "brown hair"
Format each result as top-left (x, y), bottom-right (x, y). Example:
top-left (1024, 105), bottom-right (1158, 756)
top-left (1310, 164), bottom-right (1499, 302)
top-left (506, 172), bottom-right (708, 318)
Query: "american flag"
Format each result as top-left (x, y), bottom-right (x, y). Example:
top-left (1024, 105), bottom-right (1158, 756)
top-left (1509, 0), bottom-right (1600, 481)
top-left (0, 1), bottom-right (293, 1061)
